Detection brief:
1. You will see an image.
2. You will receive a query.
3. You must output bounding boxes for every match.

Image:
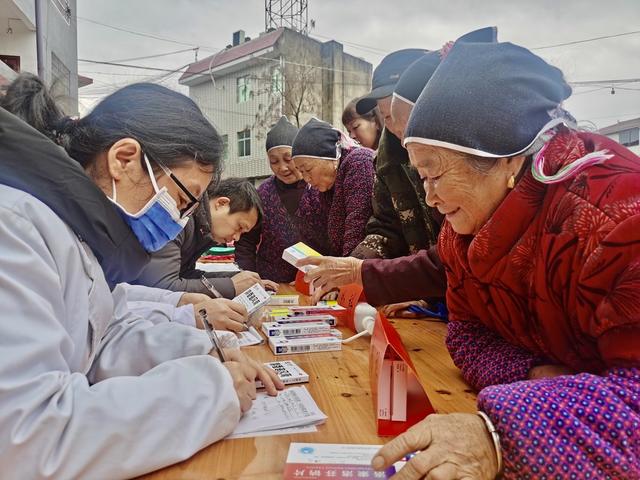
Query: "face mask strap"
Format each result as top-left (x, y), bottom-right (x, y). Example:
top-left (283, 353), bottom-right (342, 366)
top-left (143, 153), bottom-right (162, 193)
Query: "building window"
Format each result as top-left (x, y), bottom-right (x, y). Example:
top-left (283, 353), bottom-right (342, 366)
top-left (271, 68), bottom-right (283, 94)
top-left (221, 134), bottom-right (229, 160)
top-left (236, 75), bottom-right (251, 103)
top-left (51, 52), bottom-right (70, 98)
top-left (619, 128), bottom-right (639, 147)
top-left (237, 129), bottom-right (251, 157)
top-left (0, 55), bottom-right (20, 73)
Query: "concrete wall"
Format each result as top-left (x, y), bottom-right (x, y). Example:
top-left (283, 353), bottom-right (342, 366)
top-left (0, 0), bottom-right (77, 113)
top-left (190, 61), bottom-right (280, 179)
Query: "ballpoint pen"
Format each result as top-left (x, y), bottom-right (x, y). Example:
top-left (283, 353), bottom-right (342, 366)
top-left (198, 308), bottom-right (227, 362)
top-left (201, 275), bottom-right (250, 331)
top-left (201, 275), bottom-right (224, 299)
top-left (407, 301), bottom-right (448, 321)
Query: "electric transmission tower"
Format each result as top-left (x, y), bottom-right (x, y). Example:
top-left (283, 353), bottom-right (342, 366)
top-left (265, 0), bottom-right (310, 34)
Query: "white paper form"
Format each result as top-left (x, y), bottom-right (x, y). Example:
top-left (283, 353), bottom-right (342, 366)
top-left (230, 386), bottom-right (327, 436)
top-left (236, 326), bottom-right (264, 347)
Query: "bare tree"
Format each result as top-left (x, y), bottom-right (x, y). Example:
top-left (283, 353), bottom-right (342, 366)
top-left (252, 49), bottom-right (321, 139)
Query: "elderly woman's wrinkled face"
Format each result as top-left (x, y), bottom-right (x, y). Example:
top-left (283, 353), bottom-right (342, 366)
top-left (407, 144), bottom-right (526, 235)
top-left (268, 146), bottom-right (302, 184)
top-left (293, 156), bottom-right (338, 192)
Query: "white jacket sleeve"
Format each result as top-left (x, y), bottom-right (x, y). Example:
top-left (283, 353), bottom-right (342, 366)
top-left (118, 282), bottom-right (184, 305)
top-left (126, 299), bottom-right (196, 327)
top-left (0, 204), bottom-right (240, 479)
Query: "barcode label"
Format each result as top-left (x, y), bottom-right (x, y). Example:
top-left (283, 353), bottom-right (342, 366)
top-left (290, 345), bottom-right (312, 353)
top-left (287, 328), bottom-right (302, 335)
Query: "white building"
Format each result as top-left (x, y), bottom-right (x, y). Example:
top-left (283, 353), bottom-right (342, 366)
top-left (599, 117), bottom-right (640, 155)
top-left (0, 0), bottom-right (87, 113)
top-left (179, 27), bottom-right (372, 180)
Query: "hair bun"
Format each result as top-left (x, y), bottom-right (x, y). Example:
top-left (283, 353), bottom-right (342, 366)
top-left (52, 116), bottom-right (78, 148)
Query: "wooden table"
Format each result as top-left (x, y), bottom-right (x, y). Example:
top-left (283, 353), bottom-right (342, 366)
top-left (139, 290), bottom-right (476, 480)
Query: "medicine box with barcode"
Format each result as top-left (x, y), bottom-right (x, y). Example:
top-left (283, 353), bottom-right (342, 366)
top-left (262, 321), bottom-right (331, 337)
top-left (266, 313), bottom-right (338, 327)
top-left (255, 361), bottom-right (309, 388)
top-left (268, 294), bottom-right (300, 306)
top-left (232, 283), bottom-right (271, 316)
top-left (282, 242), bottom-right (321, 273)
top-left (269, 330), bottom-right (343, 355)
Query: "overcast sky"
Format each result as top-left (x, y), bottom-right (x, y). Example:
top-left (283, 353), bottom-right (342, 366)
top-left (77, 0), bottom-right (640, 129)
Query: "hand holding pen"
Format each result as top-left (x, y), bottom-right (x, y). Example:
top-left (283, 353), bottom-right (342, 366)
top-left (196, 276), bottom-right (250, 331)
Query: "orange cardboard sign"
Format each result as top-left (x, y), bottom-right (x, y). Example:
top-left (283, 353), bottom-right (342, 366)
top-left (369, 312), bottom-right (435, 436)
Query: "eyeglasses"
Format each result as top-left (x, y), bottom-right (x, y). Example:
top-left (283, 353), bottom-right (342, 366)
top-left (147, 153), bottom-right (200, 218)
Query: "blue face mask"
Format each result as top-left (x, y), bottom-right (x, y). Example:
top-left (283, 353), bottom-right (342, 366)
top-left (110, 155), bottom-right (189, 252)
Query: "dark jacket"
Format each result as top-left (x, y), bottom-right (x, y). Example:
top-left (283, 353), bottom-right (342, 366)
top-left (235, 177), bottom-right (329, 283)
top-left (351, 129), bottom-right (441, 259)
top-left (131, 195), bottom-right (236, 298)
top-left (0, 108), bottom-right (148, 289)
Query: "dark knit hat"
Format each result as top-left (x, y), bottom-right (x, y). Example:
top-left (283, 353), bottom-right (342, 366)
top-left (393, 27), bottom-right (498, 106)
top-left (404, 41), bottom-right (572, 157)
top-left (265, 116), bottom-right (298, 152)
top-left (291, 117), bottom-right (341, 160)
top-left (355, 48), bottom-right (429, 115)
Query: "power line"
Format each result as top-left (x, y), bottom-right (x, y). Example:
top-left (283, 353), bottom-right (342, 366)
top-left (532, 29), bottom-right (640, 50)
top-left (107, 47), bottom-right (198, 63)
top-left (77, 16), bottom-right (221, 52)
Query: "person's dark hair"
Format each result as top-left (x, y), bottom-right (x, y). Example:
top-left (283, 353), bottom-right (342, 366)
top-left (0, 73), bottom-right (65, 142)
top-left (342, 98), bottom-right (383, 129)
top-left (341, 97), bottom-right (383, 147)
top-left (207, 177), bottom-right (264, 224)
top-left (1, 75), bottom-right (223, 182)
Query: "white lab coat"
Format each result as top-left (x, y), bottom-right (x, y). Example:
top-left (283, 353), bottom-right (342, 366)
top-left (0, 185), bottom-right (240, 479)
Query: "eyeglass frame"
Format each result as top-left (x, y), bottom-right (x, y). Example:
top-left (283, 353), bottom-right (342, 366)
top-left (144, 151), bottom-right (201, 219)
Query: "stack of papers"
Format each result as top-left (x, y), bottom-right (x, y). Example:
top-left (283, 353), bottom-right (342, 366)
top-left (228, 386), bottom-right (326, 439)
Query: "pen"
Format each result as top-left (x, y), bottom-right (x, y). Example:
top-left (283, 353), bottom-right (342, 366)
top-left (198, 308), bottom-right (227, 362)
top-left (201, 275), bottom-right (250, 331)
top-left (201, 275), bottom-right (223, 299)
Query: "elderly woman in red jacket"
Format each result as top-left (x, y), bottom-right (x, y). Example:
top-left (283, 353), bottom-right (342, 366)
top-left (369, 42), bottom-right (640, 479)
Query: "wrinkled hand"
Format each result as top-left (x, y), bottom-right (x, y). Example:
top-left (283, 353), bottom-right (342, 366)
top-left (232, 271), bottom-right (280, 295)
top-left (296, 256), bottom-right (364, 303)
top-left (372, 413), bottom-right (499, 480)
top-left (381, 300), bottom-right (429, 319)
top-left (193, 298), bottom-right (248, 332)
top-left (529, 364), bottom-right (575, 380)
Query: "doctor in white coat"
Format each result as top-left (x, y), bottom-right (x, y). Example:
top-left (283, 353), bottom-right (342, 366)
top-left (0, 77), bottom-right (281, 479)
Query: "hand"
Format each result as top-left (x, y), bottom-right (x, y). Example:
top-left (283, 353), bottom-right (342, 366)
top-left (381, 300), bottom-right (430, 319)
top-left (225, 349), bottom-right (284, 396)
top-left (296, 256), bottom-right (364, 303)
top-left (178, 292), bottom-right (210, 307)
top-left (231, 271), bottom-right (279, 295)
top-left (372, 413), bottom-right (499, 480)
top-left (222, 361), bottom-right (257, 413)
top-left (193, 298), bottom-right (248, 332)
top-left (529, 364), bottom-right (575, 380)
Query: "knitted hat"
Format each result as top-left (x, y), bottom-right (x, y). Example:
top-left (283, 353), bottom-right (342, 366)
top-left (291, 117), bottom-right (342, 160)
top-left (404, 41), bottom-right (572, 158)
top-left (265, 116), bottom-right (298, 152)
top-left (393, 27), bottom-right (498, 106)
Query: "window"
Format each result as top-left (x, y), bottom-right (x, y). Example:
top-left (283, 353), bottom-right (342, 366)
top-left (236, 75), bottom-right (251, 103)
top-left (221, 134), bottom-right (229, 160)
top-left (51, 52), bottom-right (70, 98)
top-left (237, 129), bottom-right (251, 157)
top-left (271, 68), bottom-right (283, 94)
top-left (619, 128), bottom-right (639, 147)
top-left (0, 55), bottom-right (20, 73)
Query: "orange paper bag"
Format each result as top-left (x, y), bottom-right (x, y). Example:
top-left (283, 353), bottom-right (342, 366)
top-left (369, 312), bottom-right (435, 436)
